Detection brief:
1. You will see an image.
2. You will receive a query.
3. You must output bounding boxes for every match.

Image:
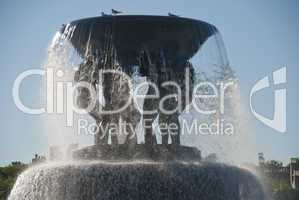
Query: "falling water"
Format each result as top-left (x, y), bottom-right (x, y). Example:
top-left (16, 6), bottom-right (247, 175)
top-left (9, 16), bottom-right (266, 199)
top-left (180, 32), bottom-right (257, 165)
top-left (41, 24), bottom-right (94, 159)
top-left (39, 19), bottom-right (257, 164)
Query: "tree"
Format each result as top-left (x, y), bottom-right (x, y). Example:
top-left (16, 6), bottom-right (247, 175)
top-left (0, 162), bottom-right (27, 200)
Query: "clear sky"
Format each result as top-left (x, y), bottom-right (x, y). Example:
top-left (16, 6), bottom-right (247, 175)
top-left (0, 0), bottom-right (298, 165)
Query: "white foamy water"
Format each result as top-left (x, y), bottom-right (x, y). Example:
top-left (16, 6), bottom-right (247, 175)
top-left (179, 33), bottom-right (257, 165)
top-left (8, 161), bottom-right (266, 200)
top-left (41, 27), bottom-right (94, 159)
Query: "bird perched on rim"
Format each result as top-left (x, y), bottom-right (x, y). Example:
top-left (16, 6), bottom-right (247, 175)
top-left (111, 9), bottom-right (122, 15)
top-left (168, 12), bottom-right (179, 17)
top-left (101, 12), bottom-right (109, 16)
top-left (60, 24), bottom-right (66, 33)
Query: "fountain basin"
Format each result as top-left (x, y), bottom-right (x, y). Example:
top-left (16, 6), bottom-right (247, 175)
top-left (9, 161), bottom-right (266, 200)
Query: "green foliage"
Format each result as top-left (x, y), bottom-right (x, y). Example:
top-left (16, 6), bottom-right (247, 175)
top-left (266, 175), bottom-right (292, 192)
top-left (264, 160), bottom-right (283, 169)
top-left (260, 159), bottom-right (299, 200)
top-left (0, 162), bottom-right (27, 200)
top-left (273, 189), bottom-right (299, 200)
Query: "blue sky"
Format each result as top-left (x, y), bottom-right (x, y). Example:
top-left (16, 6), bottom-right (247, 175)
top-left (0, 0), bottom-right (298, 165)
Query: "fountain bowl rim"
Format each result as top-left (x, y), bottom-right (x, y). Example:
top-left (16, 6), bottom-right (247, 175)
top-left (69, 15), bottom-right (217, 30)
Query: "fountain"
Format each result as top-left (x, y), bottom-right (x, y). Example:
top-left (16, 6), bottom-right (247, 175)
top-left (9, 15), bottom-right (266, 200)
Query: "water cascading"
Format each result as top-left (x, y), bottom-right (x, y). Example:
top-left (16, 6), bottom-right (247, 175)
top-left (9, 15), bottom-right (266, 200)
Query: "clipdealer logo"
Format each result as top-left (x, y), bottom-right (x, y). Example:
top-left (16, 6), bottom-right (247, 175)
top-left (12, 66), bottom-right (287, 134)
top-left (250, 67), bottom-right (287, 133)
